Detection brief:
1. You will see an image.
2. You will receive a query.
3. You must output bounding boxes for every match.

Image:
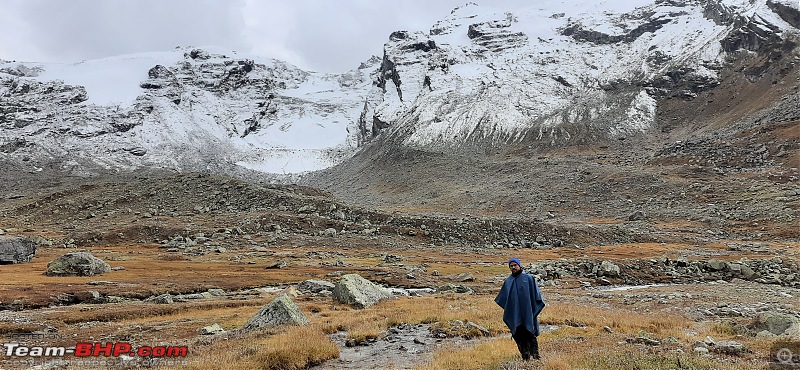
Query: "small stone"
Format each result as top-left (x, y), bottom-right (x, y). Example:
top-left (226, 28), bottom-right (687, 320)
top-left (694, 347), bottom-right (709, 355)
top-left (200, 323), bottom-right (225, 335)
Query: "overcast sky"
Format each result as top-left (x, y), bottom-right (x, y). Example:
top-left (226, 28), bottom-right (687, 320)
top-left (0, 0), bottom-right (528, 73)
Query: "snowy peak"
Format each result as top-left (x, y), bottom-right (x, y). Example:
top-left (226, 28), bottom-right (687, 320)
top-left (361, 0), bottom-right (799, 150)
top-left (0, 46), bottom-right (374, 175)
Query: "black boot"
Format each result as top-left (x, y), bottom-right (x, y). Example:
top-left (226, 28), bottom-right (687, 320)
top-left (529, 335), bottom-right (540, 360)
top-left (513, 328), bottom-right (530, 360)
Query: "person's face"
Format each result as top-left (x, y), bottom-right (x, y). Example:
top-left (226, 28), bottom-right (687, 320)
top-left (509, 262), bottom-right (521, 273)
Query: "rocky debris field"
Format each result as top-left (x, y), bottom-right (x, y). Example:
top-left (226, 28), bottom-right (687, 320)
top-left (0, 169), bottom-right (797, 369)
top-left (0, 171), bottom-right (797, 294)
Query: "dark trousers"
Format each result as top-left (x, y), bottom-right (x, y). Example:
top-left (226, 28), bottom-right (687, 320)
top-left (512, 326), bottom-right (539, 360)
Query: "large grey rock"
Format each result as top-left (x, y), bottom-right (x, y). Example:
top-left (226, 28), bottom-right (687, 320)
top-left (594, 260), bottom-right (621, 277)
top-left (298, 279), bottom-right (335, 295)
top-left (749, 312), bottom-right (799, 336)
top-left (706, 259), bottom-right (728, 271)
top-left (74, 290), bottom-right (105, 304)
top-left (437, 283), bottom-right (474, 294)
top-left (45, 252), bottom-right (111, 276)
top-left (739, 264), bottom-right (757, 280)
top-left (451, 272), bottom-right (475, 282)
top-left (332, 274), bottom-right (392, 309)
top-left (242, 293), bottom-right (309, 330)
top-left (0, 236), bottom-right (36, 263)
top-left (729, 262), bottom-right (757, 280)
top-left (147, 293), bottom-right (174, 304)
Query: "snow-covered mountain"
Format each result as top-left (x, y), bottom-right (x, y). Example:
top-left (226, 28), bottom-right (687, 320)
top-left (364, 0), bottom-right (800, 150)
top-left (0, 47), bottom-right (379, 175)
top-left (1, 0), bottom-right (798, 176)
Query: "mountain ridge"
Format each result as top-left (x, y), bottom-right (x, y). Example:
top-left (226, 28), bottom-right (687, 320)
top-left (0, 1), bottom-right (798, 241)
top-left (1, 0), bottom-right (798, 179)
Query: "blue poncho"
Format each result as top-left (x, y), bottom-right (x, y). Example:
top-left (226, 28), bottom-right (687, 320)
top-left (494, 271), bottom-right (545, 336)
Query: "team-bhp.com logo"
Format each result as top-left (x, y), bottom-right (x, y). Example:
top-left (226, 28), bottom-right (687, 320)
top-left (75, 342), bottom-right (188, 358)
top-left (4, 342), bottom-right (188, 358)
top-left (4, 341), bottom-right (189, 367)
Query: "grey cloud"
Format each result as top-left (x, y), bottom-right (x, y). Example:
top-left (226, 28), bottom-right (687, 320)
top-left (270, 0), bottom-right (531, 73)
top-left (1, 0), bottom-right (531, 72)
top-left (8, 0), bottom-right (249, 62)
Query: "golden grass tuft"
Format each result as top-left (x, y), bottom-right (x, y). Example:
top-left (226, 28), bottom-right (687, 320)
top-left (417, 338), bottom-right (518, 370)
top-left (180, 325), bottom-right (338, 370)
top-left (0, 322), bottom-right (46, 334)
top-left (58, 299), bottom-right (263, 324)
top-left (539, 301), bottom-right (690, 338)
top-left (313, 295), bottom-right (507, 342)
top-left (574, 346), bottom-right (763, 370)
top-left (252, 325), bottom-right (339, 370)
top-left (422, 300), bottom-right (770, 370)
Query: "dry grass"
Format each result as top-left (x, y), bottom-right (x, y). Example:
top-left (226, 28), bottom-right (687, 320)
top-left (415, 334), bottom-right (769, 370)
top-left (0, 322), bottom-right (46, 334)
top-left (417, 338), bottom-right (518, 370)
top-left (540, 302), bottom-right (690, 338)
top-left (0, 233), bottom-right (788, 370)
top-left (178, 325), bottom-right (339, 370)
top-left (421, 301), bottom-right (770, 370)
top-left (313, 295), bottom-right (507, 343)
top-left (56, 299), bottom-right (264, 324)
top-left (562, 346), bottom-right (762, 370)
top-left (250, 325), bottom-right (340, 370)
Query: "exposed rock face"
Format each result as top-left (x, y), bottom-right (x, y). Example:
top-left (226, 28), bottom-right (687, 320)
top-left (45, 252), bottom-right (111, 276)
top-left (0, 236), bottom-right (36, 264)
top-left (767, 0), bottom-right (800, 28)
top-left (332, 274), bottom-right (393, 309)
top-left (467, 17), bottom-right (528, 52)
top-left (242, 293), bottom-right (309, 330)
top-left (561, 17), bottom-right (672, 45)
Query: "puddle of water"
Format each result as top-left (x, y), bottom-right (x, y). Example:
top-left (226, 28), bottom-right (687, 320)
top-left (312, 323), bottom-right (488, 370)
top-left (258, 286), bottom-right (287, 293)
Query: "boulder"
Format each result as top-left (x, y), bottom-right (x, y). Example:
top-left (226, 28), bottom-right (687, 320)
top-left (729, 262), bottom-right (757, 280)
top-left (200, 323), bottom-right (225, 335)
top-left (628, 210), bottom-right (646, 221)
top-left (451, 272), bottom-right (475, 282)
top-left (74, 290), bottom-right (104, 304)
top-left (706, 259), bottom-right (727, 271)
top-left (332, 274), bottom-right (392, 309)
top-left (298, 279), bottom-right (335, 295)
top-left (749, 312), bottom-right (799, 336)
top-left (694, 347), bottom-right (710, 355)
top-left (242, 293), bottom-right (309, 330)
top-left (0, 236), bottom-right (36, 264)
top-left (45, 252), bottom-right (110, 276)
top-left (594, 260), bottom-right (621, 277)
top-left (436, 283), bottom-right (474, 294)
top-left (148, 293), bottom-right (174, 304)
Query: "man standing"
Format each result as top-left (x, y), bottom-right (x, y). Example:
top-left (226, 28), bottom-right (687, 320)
top-left (495, 257), bottom-right (545, 361)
